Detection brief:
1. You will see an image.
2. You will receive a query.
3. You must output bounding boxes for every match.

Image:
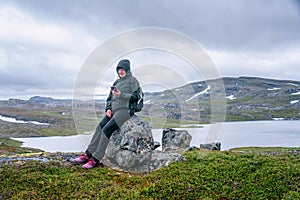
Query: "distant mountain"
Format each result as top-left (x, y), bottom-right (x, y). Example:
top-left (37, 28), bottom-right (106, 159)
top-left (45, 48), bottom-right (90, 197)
top-left (0, 96), bottom-right (73, 108)
top-left (28, 96), bottom-right (72, 104)
top-left (1, 77), bottom-right (299, 123)
top-left (141, 77), bottom-right (300, 122)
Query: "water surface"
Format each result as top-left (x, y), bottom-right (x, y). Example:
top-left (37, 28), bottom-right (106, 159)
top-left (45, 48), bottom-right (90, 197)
top-left (0, 115), bottom-right (49, 125)
top-left (13, 120), bottom-right (300, 152)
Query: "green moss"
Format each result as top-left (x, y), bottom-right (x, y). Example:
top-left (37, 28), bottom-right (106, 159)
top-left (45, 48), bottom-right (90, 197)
top-left (1, 149), bottom-right (299, 199)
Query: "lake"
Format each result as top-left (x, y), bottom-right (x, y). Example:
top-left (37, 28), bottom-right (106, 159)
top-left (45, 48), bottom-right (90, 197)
top-left (12, 120), bottom-right (300, 152)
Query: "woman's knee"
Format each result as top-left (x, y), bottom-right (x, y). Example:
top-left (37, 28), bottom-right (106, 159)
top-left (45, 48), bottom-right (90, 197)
top-left (99, 116), bottom-right (110, 128)
top-left (102, 120), bottom-right (119, 139)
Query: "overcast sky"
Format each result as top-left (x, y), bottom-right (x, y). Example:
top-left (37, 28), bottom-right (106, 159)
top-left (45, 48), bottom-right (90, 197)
top-left (1, 0), bottom-right (300, 100)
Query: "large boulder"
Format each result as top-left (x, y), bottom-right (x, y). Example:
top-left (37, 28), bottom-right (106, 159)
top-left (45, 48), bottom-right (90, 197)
top-left (102, 116), bottom-right (184, 173)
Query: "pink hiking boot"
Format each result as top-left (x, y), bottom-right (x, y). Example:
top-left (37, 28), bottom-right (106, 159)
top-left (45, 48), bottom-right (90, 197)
top-left (73, 153), bottom-right (89, 164)
top-left (82, 158), bottom-right (98, 169)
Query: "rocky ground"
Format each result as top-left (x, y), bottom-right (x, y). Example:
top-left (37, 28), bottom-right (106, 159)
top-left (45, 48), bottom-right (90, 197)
top-left (0, 152), bottom-right (80, 167)
top-left (1, 147), bottom-right (299, 168)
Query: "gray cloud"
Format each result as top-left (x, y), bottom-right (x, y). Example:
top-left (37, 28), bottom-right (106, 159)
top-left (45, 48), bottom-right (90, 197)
top-left (8, 0), bottom-right (300, 50)
top-left (0, 0), bottom-right (300, 99)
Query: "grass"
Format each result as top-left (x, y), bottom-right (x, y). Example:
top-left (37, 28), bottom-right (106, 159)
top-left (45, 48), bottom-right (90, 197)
top-left (0, 138), bottom-right (43, 155)
top-left (230, 146), bottom-right (300, 152)
top-left (139, 115), bottom-right (203, 129)
top-left (0, 137), bottom-right (22, 147)
top-left (0, 101), bottom-right (299, 198)
top-left (0, 148), bottom-right (299, 199)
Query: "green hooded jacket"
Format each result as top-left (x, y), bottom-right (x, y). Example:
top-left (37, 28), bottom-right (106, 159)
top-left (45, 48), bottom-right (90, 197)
top-left (105, 60), bottom-right (140, 114)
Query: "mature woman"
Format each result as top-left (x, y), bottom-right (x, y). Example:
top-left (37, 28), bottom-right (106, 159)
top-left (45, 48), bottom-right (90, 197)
top-left (74, 59), bottom-right (140, 169)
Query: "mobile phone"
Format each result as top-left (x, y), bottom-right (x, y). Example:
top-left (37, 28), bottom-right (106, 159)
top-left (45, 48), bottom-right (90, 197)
top-left (110, 86), bottom-right (117, 91)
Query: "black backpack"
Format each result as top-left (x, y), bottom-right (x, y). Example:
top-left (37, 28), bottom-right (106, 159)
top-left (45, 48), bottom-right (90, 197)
top-left (135, 87), bottom-right (144, 112)
top-left (129, 87), bottom-right (144, 113)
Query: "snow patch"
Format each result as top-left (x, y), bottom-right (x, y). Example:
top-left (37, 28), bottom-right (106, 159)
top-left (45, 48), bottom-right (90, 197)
top-left (144, 100), bottom-right (151, 104)
top-left (291, 92), bottom-right (300, 95)
top-left (0, 115), bottom-right (50, 125)
top-left (287, 83), bottom-right (299, 87)
top-left (180, 124), bottom-right (203, 128)
top-left (273, 118), bottom-right (284, 121)
top-left (185, 86), bottom-right (210, 102)
top-left (267, 87), bottom-right (281, 91)
top-left (290, 100), bottom-right (299, 104)
top-left (226, 95), bottom-right (236, 100)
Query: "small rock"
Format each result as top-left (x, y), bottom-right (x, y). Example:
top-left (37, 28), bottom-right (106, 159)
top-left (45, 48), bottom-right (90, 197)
top-left (200, 142), bottom-right (221, 151)
top-left (0, 142), bottom-right (7, 146)
top-left (188, 146), bottom-right (199, 151)
top-left (162, 128), bottom-right (192, 152)
top-left (151, 141), bottom-right (160, 150)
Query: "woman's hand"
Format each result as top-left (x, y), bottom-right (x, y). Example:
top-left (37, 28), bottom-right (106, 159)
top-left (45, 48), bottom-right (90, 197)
top-left (112, 89), bottom-right (121, 97)
top-left (106, 109), bottom-right (112, 118)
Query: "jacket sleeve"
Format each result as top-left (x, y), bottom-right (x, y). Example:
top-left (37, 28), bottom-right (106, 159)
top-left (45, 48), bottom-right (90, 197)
top-left (105, 80), bottom-right (118, 111)
top-left (119, 77), bottom-right (140, 101)
top-left (105, 91), bottom-right (113, 111)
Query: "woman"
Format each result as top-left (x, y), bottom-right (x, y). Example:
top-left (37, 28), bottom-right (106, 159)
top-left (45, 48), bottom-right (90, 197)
top-left (74, 59), bottom-right (140, 169)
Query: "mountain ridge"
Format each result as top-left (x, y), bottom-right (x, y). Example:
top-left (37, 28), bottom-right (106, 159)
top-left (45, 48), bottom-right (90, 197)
top-left (141, 76), bottom-right (300, 122)
top-left (0, 76), bottom-right (299, 125)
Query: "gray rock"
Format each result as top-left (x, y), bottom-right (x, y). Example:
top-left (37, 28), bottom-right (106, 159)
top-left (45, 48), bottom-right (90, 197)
top-left (152, 141), bottom-right (160, 150)
top-left (200, 142), bottom-right (221, 150)
top-left (149, 151), bottom-right (184, 172)
top-left (102, 116), bottom-right (184, 173)
top-left (0, 142), bottom-right (7, 146)
top-left (162, 128), bottom-right (192, 151)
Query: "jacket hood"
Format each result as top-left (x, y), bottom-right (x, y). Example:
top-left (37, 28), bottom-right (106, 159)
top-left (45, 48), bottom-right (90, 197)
top-left (116, 59), bottom-right (130, 73)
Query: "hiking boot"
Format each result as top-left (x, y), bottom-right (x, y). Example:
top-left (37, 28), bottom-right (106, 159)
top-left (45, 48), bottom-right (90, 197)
top-left (73, 153), bottom-right (89, 164)
top-left (82, 157), bottom-right (98, 169)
